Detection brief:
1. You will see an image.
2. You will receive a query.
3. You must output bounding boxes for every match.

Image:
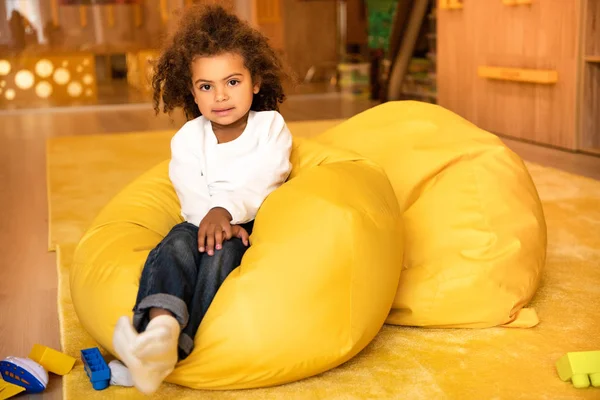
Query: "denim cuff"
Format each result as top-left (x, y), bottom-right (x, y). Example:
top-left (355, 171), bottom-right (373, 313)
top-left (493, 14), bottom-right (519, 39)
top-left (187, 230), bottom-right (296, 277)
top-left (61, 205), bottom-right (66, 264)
top-left (178, 333), bottom-right (195, 358)
top-left (133, 293), bottom-right (189, 331)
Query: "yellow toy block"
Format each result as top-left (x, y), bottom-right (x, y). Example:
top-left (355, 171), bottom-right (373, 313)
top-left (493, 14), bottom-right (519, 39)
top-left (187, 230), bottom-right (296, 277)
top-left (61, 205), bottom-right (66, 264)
top-left (28, 344), bottom-right (76, 376)
top-left (556, 351), bottom-right (600, 388)
top-left (0, 378), bottom-right (25, 400)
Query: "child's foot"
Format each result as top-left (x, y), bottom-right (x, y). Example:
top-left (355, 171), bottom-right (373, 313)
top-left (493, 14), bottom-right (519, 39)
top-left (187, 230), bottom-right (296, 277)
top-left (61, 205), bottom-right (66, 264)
top-left (108, 360), bottom-right (133, 387)
top-left (112, 315), bottom-right (180, 394)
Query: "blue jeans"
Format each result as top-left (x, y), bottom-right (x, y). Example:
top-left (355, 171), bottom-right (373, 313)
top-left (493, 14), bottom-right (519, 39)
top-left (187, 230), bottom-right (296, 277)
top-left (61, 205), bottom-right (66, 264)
top-left (132, 221), bottom-right (253, 360)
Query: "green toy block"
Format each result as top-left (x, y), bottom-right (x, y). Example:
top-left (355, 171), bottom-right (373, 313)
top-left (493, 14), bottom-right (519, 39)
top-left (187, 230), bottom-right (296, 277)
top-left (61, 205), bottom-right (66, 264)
top-left (556, 351), bottom-right (600, 388)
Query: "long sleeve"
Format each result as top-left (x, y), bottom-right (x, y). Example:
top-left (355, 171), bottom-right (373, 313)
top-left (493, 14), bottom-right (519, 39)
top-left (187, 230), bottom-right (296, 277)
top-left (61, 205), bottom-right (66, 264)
top-left (208, 113), bottom-right (292, 224)
top-left (168, 127), bottom-right (211, 227)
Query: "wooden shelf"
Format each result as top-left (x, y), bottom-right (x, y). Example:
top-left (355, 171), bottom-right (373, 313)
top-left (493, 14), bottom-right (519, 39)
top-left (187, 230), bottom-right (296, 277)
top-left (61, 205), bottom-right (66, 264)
top-left (503, 0), bottom-right (533, 5)
top-left (440, 0), bottom-right (463, 10)
top-left (580, 0), bottom-right (600, 151)
top-left (580, 62), bottom-right (600, 151)
top-left (478, 66), bottom-right (558, 84)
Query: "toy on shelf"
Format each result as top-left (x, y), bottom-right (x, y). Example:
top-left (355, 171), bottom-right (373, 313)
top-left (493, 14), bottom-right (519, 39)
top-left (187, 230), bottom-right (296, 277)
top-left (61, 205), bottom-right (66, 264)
top-left (0, 356), bottom-right (48, 394)
top-left (29, 344), bottom-right (76, 376)
top-left (81, 347), bottom-right (111, 390)
top-left (556, 350), bottom-right (600, 388)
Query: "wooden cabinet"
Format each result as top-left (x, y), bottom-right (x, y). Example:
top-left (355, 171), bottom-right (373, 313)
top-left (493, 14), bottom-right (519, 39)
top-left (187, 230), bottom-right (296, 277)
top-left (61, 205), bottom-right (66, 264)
top-left (438, 0), bottom-right (599, 152)
top-left (581, 0), bottom-right (600, 153)
top-left (239, 0), bottom-right (337, 80)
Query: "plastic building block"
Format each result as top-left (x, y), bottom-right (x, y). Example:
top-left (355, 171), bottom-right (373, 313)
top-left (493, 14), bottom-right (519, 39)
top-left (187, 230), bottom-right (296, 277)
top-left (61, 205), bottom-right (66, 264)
top-left (81, 348), bottom-right (110, 390)
top-left (29, 344), bottom-right (76, 376)
top-left (0, 357), bottom-right (47, 394)
top-left (556, 350), bottom-right (600, 388)
top-left (0, 378), bottom-right (26, 400)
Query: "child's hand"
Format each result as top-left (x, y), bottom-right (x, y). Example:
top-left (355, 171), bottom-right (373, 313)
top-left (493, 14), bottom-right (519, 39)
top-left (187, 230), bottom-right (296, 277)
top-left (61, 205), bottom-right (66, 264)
top-left (231, 225), bottom-right (250, 247)
top-left (198, 207), bottom-right (233, 256)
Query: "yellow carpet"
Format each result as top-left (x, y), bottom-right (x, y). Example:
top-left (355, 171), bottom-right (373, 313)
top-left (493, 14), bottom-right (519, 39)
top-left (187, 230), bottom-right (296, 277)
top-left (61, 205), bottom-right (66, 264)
top-left (48, 121), bottom-right (600, 399)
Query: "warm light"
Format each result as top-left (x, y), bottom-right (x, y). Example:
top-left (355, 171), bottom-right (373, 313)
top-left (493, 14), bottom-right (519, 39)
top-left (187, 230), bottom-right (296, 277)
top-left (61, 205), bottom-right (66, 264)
top-left (15, 70), bottom-right (35, 90)
top-left (35, 59), bottom-right (54, 78)
top-left (5, 89), bottom-right (16, 100)
top-left (76, 65), bottom-right (83, 73)
top-left (82, 74), bottom-right (94, 85)
top-left (0, 81), bottom-right (5, 87)
top-left (35, 81), bottom-right (53, 98)
top-left (53, 68), bottom-right (70, 85)
top-left (85, 88), bottom-right (93, 97)
top-left (62, 61), bottom-right (69, 67)
top-left (67, 81), bottom-right (83, 97)
top-left (0, 60), bottom-right (11, 75)
top-left (83, 58), bottom-right (90, 66)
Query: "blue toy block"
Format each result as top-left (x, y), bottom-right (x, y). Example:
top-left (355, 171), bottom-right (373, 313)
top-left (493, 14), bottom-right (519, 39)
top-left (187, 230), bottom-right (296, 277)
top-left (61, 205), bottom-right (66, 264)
top-left (80, 348), bottom-right (110, 391)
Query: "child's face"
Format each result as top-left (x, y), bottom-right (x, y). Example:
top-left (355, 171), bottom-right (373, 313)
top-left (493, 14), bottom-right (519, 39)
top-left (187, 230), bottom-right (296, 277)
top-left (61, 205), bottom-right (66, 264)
top-left (190, 52), bottom-right (260, 126)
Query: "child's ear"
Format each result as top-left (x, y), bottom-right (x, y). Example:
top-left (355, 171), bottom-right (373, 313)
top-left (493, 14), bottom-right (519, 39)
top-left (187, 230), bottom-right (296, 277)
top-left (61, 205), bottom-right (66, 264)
top-left (190, 89), bottom-right (197, 104)
top-left (253, 80), bottom-right (261, 94)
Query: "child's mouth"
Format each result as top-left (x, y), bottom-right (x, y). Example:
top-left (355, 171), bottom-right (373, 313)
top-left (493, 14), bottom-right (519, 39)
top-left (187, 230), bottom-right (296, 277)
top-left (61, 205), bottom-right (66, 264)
top-left (213, 107), bottom-right (234, 116)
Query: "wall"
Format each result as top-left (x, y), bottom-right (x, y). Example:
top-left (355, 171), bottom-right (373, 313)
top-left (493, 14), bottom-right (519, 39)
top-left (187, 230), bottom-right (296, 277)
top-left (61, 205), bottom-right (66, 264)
top-left (35, 2), bottom-right (173, 51)
top-left (0, 2), bottom-right (10, 47)
top-left (3, 1), bottom-right (211, 52)
top-left (1, 0), bottom-right (338, 84)
top-left (346, 0), bottom-right (368, 46)
top-left (282, 0), bottom-right (338, 80)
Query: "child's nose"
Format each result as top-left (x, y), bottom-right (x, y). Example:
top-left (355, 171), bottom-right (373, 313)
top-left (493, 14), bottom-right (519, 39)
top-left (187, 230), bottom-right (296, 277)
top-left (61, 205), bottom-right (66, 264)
top-left (215, 88), bottom-right (229, 102)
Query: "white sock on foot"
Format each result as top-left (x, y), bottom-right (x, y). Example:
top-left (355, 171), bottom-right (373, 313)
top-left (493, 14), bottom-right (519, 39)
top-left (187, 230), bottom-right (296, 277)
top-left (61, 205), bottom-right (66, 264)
top-left (108, 360), bottom-right (133, 387)
top-left (112, 315), bottom-right (180, 394)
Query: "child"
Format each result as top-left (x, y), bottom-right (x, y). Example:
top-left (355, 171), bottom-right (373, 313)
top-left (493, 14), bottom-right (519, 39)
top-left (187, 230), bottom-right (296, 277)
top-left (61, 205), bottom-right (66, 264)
top-left (112, 5), bottom-right (293, 394)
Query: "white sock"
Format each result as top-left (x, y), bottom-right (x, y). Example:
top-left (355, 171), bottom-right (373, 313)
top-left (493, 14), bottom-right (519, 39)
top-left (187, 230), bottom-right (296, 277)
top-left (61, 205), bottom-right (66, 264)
top-left (112, 315), bottom-right (180, 394)
top-left (108, 360), bottom-right (133, 387)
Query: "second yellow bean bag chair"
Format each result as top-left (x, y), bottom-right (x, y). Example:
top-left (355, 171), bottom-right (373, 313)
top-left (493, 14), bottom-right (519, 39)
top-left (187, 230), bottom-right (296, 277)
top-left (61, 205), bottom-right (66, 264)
top-left (317, 101), bottom-right (547, 328)
top-left (71, 139), bottom-right (403, 389)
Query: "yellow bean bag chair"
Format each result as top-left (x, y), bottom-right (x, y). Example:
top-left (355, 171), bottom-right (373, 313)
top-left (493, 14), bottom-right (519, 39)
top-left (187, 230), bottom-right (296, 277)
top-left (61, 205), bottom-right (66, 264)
top-left (317, 101), bottom-right (546, 328)
top-left (71, 139), bottom-right (403, 389)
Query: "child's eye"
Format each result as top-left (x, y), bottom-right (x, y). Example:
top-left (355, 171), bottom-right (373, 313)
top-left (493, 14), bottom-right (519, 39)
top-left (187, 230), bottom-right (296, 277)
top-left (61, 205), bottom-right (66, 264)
top-left (199, 84), bottom-right (211, 91)
top-left (228, 79), bottom-right (240, 87)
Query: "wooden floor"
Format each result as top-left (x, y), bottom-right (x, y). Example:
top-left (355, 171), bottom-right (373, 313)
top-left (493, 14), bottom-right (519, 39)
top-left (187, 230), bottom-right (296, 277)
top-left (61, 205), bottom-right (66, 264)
top-left (1, 96), bottom-right (599, 400)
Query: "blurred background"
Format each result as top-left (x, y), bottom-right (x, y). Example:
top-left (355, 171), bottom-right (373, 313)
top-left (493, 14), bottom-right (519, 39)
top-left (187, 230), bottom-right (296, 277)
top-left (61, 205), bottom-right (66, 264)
top-left (0, 0), bottom-right (437, 109)
top-left (1, 0), bottom-right (596, 155)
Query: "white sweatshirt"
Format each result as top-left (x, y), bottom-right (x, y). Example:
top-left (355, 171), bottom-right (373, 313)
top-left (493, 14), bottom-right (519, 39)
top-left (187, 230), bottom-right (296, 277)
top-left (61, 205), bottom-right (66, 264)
top-left (168, 110), bottom-right (293, 226)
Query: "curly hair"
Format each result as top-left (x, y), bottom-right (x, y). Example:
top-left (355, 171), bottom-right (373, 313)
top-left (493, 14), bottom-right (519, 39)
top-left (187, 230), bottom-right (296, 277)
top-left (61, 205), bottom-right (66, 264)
top-left (152, 5), bottom-right (291, 120)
